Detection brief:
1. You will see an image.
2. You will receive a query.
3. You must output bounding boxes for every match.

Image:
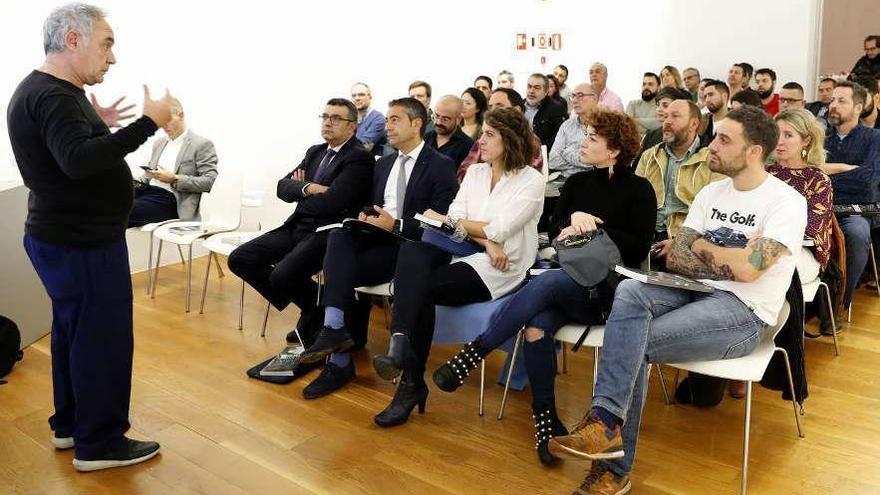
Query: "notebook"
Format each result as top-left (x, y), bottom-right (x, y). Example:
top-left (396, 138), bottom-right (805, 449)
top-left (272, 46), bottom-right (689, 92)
top-left (259, 343), bottom-right (306, 376)
top-left (613, 265), bottom-right (714, 293)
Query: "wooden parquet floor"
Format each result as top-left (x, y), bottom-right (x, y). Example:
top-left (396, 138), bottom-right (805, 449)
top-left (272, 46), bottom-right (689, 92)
top-left (2, 257), bottom-right (879, 494)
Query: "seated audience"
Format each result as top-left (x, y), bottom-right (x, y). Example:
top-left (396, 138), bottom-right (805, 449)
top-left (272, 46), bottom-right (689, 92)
top-left (626, 72), bottom-right (661, 136)
top-left (474, 75), bottom-right (493, 100)
top-left (460, 87), bottom-right (487, 141)
top-left (636, 100), bottom-right (723, 253)
top-left (525, 73), bottom-right (568, 151)
top-left (822, 81), bottom-right (880, 309)
top-left (639, 87), bottom-right (693, 156)
top-left (370, 107), bottom-right (545, 427)
top-left (699, 80), bottom-right (730, 144)
top-left (807, 78), bottom-right (836, 126)
top-left (228, 99), bottom-right (373, 342)
top-left (546, 74), bottom-right (568, 110)
top-left (755, 68), bottom-right (780, 115)
top-left (779, 82), bottom-right (807, 112)
top-left (296, 97), bottom-right (457, 398)
top-left (351, 82), bottom-right (386, 154)
top-left (768, 108), bottom-right (833, 283)
top-left (549, 106), bottom-right (807, 495)
top-left (683, 67), bottom-right (701, 102)
top-left (849, 35), bottom-right (880, 80)
top-left (130, 97), bottom-right (217, 227)
top-left (854, 76), bottom-right (880, 129)
top-left (457, 88), bottom-right (544, 181)
top-left (497, 70), bottom-right (515, 89)
top-left (550, 83), bottom-right (598, 181)
top-left (431, 110), bottom-right (655, 466)
top-left (660, 65), bottom-right (683, 89)
top-left (425, 95), bottom-right (473, 169)
top-left (590, 62), bottom-right (625, 112)
top-left (408, 80), bottom-right (434, 134)
top-left (727, 62), bottom-right (751, 98)
top-left (553, 64), bottom-right (572, 110)
top-left (731, 88), bottom-right (763, 109)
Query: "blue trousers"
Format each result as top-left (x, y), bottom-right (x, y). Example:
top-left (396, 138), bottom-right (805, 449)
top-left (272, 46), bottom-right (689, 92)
top-left (839, 215), bottom-right (871, 306)
top-left (23, 235), bottom-right (134, 458)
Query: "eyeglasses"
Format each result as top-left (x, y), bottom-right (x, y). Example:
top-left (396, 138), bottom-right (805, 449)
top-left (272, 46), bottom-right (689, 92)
top-left (570, 92), bottom-right (597, 100)
top-left (319, 114), bottom-right (355, 124)
top-left (779, 97), bottom-right (803, 104)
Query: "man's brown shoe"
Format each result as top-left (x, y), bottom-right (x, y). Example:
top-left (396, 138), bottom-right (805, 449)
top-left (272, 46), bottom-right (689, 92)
top-left (548, 410), bottom-right (624, 460)
top-left (571, 465), bottom-right (631, 495)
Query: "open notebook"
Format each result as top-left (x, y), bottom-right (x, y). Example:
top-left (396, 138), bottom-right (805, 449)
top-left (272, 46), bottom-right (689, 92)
top-left (614, 265), bottom-right (714, 293)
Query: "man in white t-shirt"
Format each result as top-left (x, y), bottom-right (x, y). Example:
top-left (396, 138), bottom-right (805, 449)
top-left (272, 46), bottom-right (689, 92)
top-left (547, 106), bottom-right (807, 495)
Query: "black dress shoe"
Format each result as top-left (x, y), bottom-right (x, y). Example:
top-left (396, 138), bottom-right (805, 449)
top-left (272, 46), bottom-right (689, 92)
top-left (73, 438), bottom-right (161, 472)
top-left (298, 326), bottom-right (355, 364)
top-left (374, 378), bottom-right (428, 428)
top-left (372, 333), bottom-right (413, 381)
top-left (302, 360), bottom-right (356, 399)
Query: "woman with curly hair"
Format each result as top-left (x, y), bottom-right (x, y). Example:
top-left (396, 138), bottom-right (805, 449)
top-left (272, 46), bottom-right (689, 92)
top-left (371, 107), bottom-right (545, 427)
top-left (431, 110), bottom-right (656, 465)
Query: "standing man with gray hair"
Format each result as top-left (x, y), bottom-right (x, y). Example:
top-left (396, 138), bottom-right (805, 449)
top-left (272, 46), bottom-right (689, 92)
top-left (7, 3), bottom-right (174, 471)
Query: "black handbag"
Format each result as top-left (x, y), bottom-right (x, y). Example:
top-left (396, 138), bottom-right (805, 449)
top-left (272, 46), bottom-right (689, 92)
top-left (0, 315), bottom-right (23, 379)
top-left (552, 229), bottom-right (622, 288)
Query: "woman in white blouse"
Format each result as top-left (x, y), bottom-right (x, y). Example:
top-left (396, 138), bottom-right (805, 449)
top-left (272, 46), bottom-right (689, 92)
top-left (371, 107), bottom-right (545, 427)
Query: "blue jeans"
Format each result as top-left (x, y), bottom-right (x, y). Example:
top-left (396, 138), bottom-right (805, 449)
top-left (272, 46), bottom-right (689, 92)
top-left (593, 279), bottom-right (767, 476)
top-left (838, 215), bottom-right (871, 306)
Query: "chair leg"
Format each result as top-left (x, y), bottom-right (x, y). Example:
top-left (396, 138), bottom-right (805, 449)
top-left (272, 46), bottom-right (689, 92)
top-left (562, 344), bottom-right (568, 374)
top-left (655, 364), bottom-right (672, 405)
top-left (238, 279), bottom-right (245, 331)
top-left (479, 359), bottom-right (485, 417)
top-left (260, 300), bottom-right (270, 338)
top-left (199, 251), bottom-right (212, 314)
top-left (497, 330), bottom-right (523, 420)
top-left (819, 283), bottom-right (840, 356)
top-left (382, 296), bottom-right (391, 330)
top-left (178, 245), bottom-right (186, 265)
top-left (146, 232), bottom-right (154, 295)
top-left (150, 240), bottom-right (164, 299)
top-left (591, 346), bottom-right (600, 398)
top-left (185, 245), bottom-right (193, 312)
top-left (671, 369), bottom-right (680, 404)
top-left (871, 243), bottom-right (880, 298)
top-left (774, 347), bottom-right (805, 438)
top-left (741, 381), bottom-right (753, 495)
top-left (213, 252), bottom-right (225, 278)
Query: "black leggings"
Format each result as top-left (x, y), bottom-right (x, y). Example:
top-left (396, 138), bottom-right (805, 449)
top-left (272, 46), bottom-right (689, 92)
top-left (390, 242), bottom-right (491, 374)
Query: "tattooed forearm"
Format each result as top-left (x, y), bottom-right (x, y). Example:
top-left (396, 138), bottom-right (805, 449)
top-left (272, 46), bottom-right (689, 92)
top-left (667, 228), bottom-right (735, 280)
top-left (692, 244), bottom-right (737, 280)
top-left (747, 238), bottom-right (789, 271)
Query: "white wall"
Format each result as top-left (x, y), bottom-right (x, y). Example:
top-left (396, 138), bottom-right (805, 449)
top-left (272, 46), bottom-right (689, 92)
top-left (1, 0), bottom-right (822, 222)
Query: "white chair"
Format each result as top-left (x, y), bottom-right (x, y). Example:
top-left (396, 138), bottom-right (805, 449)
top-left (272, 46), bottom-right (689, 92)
top-left (199, 200), bottom-right (294, 333)
top-left (801, 275), bottom-right (840, 356)
top-left (140, 218), bottom-right (185, 295)
top-left (355, 282), bottom-right (393, 330)
top-left (497, 324), bottom-right (670, 419)
top-left (150, 170), bottom-right (242, 312)
top-left (540, 144), bottom-right (549, 182)
top-left (665, 302), bottom-right (803, 495)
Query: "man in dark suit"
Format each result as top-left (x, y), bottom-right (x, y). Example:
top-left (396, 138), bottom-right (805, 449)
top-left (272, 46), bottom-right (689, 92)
top-left (525, 73), bottom-right (568, 151)
top-left (228, 98), bottom-right (374, 343)
top-left (295, 97), bottom-right (458, 399)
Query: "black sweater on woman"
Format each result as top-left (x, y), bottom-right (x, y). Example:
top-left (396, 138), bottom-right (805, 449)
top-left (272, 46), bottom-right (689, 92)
top-left (551, 166), bottom-right (657, 268)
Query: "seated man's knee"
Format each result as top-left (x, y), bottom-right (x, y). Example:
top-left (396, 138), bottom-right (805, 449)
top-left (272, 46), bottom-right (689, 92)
top-left (524, 327), bottom-right (545, 342)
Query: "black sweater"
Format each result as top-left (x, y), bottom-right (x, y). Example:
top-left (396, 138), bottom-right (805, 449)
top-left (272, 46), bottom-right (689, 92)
top-left (551, 167), bottom-right (657, 267)
top-left (7, 71), bottom-right (158, 247)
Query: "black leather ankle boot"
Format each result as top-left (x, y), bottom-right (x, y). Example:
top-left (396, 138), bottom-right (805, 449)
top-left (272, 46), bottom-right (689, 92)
top-left (372, 333), bottom-right (414, 381)
top-left (374, 375), bottom-right (429, 427)
top-left (432, 337), bottom-right (488, 393)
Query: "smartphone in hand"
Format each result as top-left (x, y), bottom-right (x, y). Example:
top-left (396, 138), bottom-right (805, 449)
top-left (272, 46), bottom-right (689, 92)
top-left (139, 165), bottom-right (152, 170)
top-left (362, 206), bottom-right (379, 217)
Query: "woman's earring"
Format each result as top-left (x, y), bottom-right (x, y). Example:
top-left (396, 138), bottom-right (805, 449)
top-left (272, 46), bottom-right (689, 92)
top-left (801, 148), bottom-right (808, 159)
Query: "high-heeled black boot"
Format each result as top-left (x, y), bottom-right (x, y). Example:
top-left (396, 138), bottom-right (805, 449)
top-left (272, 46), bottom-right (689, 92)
top-left (374, 374), bottom-right (429, 427)
top-left (432, 337), bottom-right (489, 393)
top-left (533, 401), bottom-right (568, 466)
top-left (372, 333), bottom-right (414, 381)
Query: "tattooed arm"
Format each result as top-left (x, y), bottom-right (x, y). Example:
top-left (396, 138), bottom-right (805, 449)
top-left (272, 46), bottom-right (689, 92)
top-left (666, 227), bottom-right (735, 280)
top-left (690, 236), bottom-right (791, 283)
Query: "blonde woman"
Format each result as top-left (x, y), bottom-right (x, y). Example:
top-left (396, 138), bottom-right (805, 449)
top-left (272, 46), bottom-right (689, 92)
top-left (660, 65), bottom-right (684, 89)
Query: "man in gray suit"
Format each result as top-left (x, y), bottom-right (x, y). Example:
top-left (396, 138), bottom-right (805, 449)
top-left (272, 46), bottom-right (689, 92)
top-left (129, 98), bottom-right (218, 226)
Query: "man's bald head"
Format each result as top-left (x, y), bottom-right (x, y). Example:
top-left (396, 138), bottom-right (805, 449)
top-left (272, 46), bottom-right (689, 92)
top-left (433, 95), bottom-right (463, 136)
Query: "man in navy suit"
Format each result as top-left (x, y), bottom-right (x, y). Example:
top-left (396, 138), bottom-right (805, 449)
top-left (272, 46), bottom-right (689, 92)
top-left (296, 97), bottom-right (459, 399)
top-left (228, 98), bottom-right (374, 343)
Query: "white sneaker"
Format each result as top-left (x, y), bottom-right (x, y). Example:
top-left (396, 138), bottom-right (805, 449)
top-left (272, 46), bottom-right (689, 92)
top-left (52, 436), bottom-right (74, 449)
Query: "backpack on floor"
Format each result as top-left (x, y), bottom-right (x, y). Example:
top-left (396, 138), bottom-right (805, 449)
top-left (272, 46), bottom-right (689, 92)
top-left (0, 315), bottom-right (23, 378)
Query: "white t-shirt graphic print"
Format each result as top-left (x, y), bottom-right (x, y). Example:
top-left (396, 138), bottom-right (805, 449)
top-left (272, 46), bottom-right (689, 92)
top-left (682, 175), bottom-right (807, 325)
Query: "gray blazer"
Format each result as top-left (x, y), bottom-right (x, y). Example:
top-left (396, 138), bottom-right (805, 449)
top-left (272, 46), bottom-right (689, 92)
top-left (139, 130), bottom-right (218, 220)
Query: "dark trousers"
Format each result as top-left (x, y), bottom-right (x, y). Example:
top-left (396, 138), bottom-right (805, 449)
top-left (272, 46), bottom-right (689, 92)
top-left (128, 184), bottom-right (178, 227)
top-left (321, 228), bottom-right (401, 311)
top-left (390, 242), bottom-right (491, 375)
top-left (228, 225), bottom-right (327, 312)
top-left (23, 235), bottom-right (133, 458)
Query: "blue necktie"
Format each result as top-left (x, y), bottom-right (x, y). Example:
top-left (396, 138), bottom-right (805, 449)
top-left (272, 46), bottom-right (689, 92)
top-left (313, 149), bottom-right (337, 184)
